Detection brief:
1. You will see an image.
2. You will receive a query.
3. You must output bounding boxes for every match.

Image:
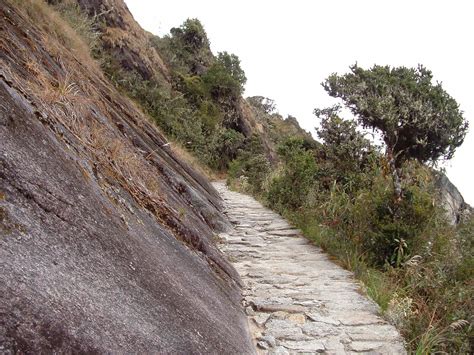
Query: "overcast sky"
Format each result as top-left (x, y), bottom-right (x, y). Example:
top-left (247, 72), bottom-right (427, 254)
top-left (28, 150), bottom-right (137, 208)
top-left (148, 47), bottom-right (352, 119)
top-left (125, 0), bottom-right (473, 204)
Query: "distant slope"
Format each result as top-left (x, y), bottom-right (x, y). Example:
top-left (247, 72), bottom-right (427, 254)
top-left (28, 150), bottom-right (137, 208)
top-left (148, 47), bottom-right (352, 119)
top-left (71, 0), bottom-right (316, 168)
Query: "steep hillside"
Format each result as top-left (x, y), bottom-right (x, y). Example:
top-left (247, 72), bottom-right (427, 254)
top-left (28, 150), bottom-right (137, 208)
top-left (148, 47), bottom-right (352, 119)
top-left (64, 0), bottom-right (302, 170)
top-left (77, 0), bottom-right (171, 84)
top-left (0, 0), bottom-right (254, 352)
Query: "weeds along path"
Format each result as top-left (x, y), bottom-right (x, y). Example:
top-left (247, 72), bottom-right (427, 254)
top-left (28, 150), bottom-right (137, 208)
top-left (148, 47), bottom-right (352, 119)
top-left (213, 182), bottom-right (406, 354)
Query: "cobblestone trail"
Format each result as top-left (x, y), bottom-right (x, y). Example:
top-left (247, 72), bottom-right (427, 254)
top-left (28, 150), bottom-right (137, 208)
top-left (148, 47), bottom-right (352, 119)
top-left (213, 182), bottom-right (406, 354)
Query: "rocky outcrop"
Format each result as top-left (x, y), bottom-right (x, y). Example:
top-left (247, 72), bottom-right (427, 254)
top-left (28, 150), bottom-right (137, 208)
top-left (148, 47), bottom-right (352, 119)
top-left (434, 172), bottom-right (472, 225)
top-left (0, 1), bottom-right (253, 352)
top-left (78, 0), bottom-right (171, 83)
top-left (246, 96), bottom-right (317, 158)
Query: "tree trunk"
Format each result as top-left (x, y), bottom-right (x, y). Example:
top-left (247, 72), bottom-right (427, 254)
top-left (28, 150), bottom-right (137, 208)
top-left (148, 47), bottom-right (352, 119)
top-left (387, 146), bottom-right (403, 201)
top-left (392, 166), bottom-right (402, 201)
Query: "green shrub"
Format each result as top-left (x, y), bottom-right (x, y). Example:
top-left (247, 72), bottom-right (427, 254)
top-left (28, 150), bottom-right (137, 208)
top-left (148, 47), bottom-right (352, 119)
top-left (360, 177), bottom-right (435, 267)
top-left (175, 73), bottom-right (208, 105)
top-left (155, 18), bottom-right (213, 74)
top-left (216, 51), bottom-right (247, 92)
top-left (228, 135), bottom-right (270, 194)
top-left (228, 154), bottom-right (269, 195)
top-left (204, 128), bottom-right (245, 171)
top-left (202, 62), bottom-right (242, 102)
top-left (314, 105), bottom-right (376, 191)
top-left (198, 100), bottom-right (221, 133)
top-left (266, 138), bottom-right (317, 211)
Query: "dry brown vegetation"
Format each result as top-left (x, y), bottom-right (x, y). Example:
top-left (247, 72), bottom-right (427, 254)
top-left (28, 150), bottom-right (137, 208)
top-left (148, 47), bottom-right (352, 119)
top-left (1, 0), bottom-right (207, 235)
top-left (2, 0), bottom-right (237, 261)
top-left (6, 0), bottom-right (100, 73)
top-left (170, 141), bottom-right (221, 180)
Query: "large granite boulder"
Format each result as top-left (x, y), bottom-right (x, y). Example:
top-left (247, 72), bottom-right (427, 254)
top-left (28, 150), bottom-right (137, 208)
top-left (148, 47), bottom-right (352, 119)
top-left (0, 2), bottom-right (253, 353)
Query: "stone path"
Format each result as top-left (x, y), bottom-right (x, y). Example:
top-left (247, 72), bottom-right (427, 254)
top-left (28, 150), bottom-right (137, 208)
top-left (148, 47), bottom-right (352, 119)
top-left (213, 182), bottom-right (406, 354)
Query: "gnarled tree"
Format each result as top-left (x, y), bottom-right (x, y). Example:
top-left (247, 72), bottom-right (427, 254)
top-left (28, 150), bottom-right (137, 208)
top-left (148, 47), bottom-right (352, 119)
top-left (314, 105), bottom-right (374, 188)
top-left (322, 64), bottom-right (468, 198)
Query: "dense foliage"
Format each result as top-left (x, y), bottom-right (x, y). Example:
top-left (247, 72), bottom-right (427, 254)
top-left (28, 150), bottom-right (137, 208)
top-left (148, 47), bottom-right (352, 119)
top-left (323, 64), bottom-right (469, 199)
top-left (323, 64), bottom-right (468, 168)
top-left (228, 109), bottom-right (472, 353)
top-left (228, 135), bottom-right (270, 195)
top-left (96, 16), bottom-right (249, 170)
top-left (314, 105), bottom-right (375, 189)
top-left (161, 18), bottom-right (213, 74)
top-left (215, 51), bottom-right (247, 92)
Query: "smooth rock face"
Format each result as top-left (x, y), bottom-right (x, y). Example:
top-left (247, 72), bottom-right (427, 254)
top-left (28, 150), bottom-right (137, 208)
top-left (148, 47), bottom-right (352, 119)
top-left (214, 182), bottom-right (406, 354)
top-left (0, 3), bottom-right (254, 353)
top-left (434, 172), bottom-right (472, 224)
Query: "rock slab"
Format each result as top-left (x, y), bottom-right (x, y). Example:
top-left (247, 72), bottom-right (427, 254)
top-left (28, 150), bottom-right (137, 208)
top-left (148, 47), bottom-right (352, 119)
top-left (0, 3), bottom-right (253, 352)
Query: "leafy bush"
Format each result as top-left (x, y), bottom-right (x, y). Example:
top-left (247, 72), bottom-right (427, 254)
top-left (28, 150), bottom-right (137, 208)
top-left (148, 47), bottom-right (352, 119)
top-left (318, 164), bottom-right (437, 268)
top-left (216, 51), bottom-right (247, 92)
top-left (155, 18), bottom-right (213, 74)
top-left (174, 73), bottom-right (222, 133)
top-left (202, 62), bottom-right (242, 102)
top-left (198, 100), bottom-right (221, 133)
top-left (314, 105), bottom-right (376, 191)
top-left (228, 135), bottom-right (270, 195)
top-left (266, 138), bottom-right (317, 210)
top-left (174, 73), bottom-right (208, 105)
top-left (205, 128), bottom-right (245, 171)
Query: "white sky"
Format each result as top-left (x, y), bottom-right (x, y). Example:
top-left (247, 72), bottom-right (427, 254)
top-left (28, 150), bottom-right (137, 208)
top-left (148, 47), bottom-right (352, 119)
top-left (125, 0), bottom-right (474, 205)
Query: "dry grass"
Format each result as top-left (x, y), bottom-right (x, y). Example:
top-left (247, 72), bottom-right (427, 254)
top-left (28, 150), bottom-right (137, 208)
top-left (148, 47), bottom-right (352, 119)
top-left (2, 29), bottom-right (163, 217)
top-left (38, 78), bottom-right (165, 214)
top-left (2, 0), bottom-right (217, 241)
top-left (170, 141), bottom-right (221, 180)
top-left (32, 71), bottom-right (165, 211)
top-left (7, 0), bottom-right (100, 73)
top-left (87, 123), bottom-right (164, 205)
top-left (102, 27), bottom-right (131, 48)
top-left (44, 74), bottom-right (80, 105)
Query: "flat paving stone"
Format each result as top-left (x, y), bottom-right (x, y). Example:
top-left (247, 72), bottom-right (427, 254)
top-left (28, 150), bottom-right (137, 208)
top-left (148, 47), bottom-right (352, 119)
top-left (213, 182), bottom-right (406, 354)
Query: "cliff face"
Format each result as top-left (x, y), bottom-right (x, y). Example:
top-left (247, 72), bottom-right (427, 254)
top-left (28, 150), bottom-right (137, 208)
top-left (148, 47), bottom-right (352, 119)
top-left (435, 172), bottom-right (472, 225)
top-left (77, 0), bottom-right (171, 83)
top-left (0, 1), bottom-right (254, 352)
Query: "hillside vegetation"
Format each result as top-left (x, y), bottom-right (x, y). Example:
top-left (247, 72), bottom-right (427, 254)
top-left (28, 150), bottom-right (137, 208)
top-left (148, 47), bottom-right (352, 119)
top-left (3, 0), bottom-right (472, 353)
top-left (52, 0), bottom-right (472, 351)
top-left (229, 70), bottom-right (473, 352)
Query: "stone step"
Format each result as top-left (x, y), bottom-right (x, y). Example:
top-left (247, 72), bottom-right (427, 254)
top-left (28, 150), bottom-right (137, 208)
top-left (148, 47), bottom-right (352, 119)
top-left (212, 182), bottom-right (406, 354)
